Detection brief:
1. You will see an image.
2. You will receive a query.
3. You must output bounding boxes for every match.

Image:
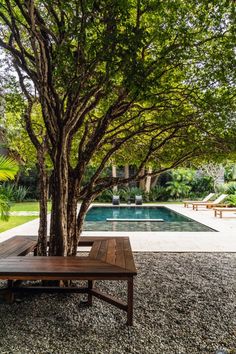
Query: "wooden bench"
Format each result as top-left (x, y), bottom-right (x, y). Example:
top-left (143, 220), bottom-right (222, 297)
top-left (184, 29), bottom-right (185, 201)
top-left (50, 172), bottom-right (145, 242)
top-left (214, 207), bottom-right (236, 218)
top-left (0, 236), bottom-right (37, 258)
top-left (0, 236), bottom-right (137, 326)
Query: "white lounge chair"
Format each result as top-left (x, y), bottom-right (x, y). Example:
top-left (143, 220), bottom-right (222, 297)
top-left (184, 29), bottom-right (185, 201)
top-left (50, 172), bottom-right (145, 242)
top-left (183, 193), bottom-right (215, 208)
top-left (192, 194), bottom-right (228, 211)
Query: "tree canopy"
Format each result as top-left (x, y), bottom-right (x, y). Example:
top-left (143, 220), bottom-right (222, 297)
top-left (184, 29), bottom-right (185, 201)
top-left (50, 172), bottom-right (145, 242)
top-left (0, 0), bottom-right (235, 255)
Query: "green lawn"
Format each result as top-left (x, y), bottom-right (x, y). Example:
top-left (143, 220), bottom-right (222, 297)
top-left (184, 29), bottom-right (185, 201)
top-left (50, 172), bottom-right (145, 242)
top-left (0, 215), bottom-right (38, 233)
top-left (0, 201), bottom-right (51, 233)
top-left (11, 201), bottom-right (51, 212)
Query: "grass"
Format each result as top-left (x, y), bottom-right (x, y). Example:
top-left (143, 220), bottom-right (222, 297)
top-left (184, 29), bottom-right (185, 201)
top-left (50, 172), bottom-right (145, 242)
top-left (11, 201), bottom-right (51, 212)
top-left (0, 201), bottom-right (51, 233)
top-left (0, 215), bottom-right (38, 233)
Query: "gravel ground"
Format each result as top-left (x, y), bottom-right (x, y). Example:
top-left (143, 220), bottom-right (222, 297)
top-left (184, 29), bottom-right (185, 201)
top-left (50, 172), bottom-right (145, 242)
top-left (0, 253), bottom-right (236, 354)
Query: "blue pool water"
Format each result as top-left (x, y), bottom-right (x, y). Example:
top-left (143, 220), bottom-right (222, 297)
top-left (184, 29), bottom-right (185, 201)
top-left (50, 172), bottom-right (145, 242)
top-left (84, 206), bottom-right (215, 232)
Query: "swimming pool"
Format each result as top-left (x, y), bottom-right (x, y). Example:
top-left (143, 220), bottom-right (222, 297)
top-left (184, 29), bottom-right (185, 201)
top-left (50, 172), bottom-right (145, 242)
top-left (84, 206), bottom-right (215, 232)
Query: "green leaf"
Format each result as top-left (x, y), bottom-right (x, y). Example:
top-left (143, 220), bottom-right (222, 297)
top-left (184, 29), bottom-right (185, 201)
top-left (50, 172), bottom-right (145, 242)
top-left (0, 155), bottom-right (19, 181)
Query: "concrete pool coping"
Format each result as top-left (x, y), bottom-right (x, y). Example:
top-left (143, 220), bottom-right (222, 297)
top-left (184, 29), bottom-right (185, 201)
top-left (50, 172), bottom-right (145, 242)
top-left (0, 203), bottom-right (236, 252)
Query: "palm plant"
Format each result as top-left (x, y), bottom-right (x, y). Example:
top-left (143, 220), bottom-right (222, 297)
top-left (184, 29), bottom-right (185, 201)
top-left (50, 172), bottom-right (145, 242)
top-left (0, 155), bottom-right (19, 220)
top-left (0, 155), bottom-right (19, 181)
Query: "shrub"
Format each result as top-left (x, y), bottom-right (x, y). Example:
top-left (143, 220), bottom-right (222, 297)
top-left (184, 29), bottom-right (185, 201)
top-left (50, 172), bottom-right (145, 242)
top-left (95, 189), bottom-right (114, 202)
top-left (190, 176), bottom-right (213, 197)
top-left (18, 168), bottom-right (39, 200)
top-left (0, 193), bottom-right (11, 220)
top-left (224, 182), bottom-right (236, 195)
top-left (148, 186), bottom-right (168, 201)
top-left (226, 194), bottom-right (236, 207)
top-left (166, 180), bottom-right (191, 199)
top-left (0, 183), bottom-right (28, 202)
top-left (165, 168), bottom-right (194, 199)
top-left (119, 187), bottom-right (144, 202)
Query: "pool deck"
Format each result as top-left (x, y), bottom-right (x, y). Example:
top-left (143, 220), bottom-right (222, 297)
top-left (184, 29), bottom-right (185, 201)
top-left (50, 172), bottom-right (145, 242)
top-left (0, 203), bottom-right (236, 252)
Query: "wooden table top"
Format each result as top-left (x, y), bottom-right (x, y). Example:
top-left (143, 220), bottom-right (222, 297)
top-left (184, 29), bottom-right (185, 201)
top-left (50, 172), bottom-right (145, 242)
top-left (0, 237), bottom-right (137, 280)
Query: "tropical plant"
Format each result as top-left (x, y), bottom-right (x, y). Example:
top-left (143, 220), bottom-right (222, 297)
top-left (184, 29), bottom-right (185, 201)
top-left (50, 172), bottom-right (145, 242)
top-left (166, 180), bottom-right (191, 199)
top-left (0, 155), bottom-right (19, 220)
top-left (0, 183), bottom-right (28, 202)
top-left (119, 187), bottom-right (144, 203)
top-left (170, 169), bottom-right (195, 183)
top-left (190, 175), bottom-right (213, 197)
top-left (95, 189), bottom-right (114, 202)
top-left (224, 164), bottom-right (236, 182)
top-left (147, 186), bottom-right (167, 202)
top-left (165, 168), bottom-right (194, 199)
top-left (0, 195), bottom-right (11, 221)
top-left (219, 182), bottom-right (236, 195)
top-left (226, 195), bottom-right (236, 207)
top-left (0, 155), bottom-right (18, 181)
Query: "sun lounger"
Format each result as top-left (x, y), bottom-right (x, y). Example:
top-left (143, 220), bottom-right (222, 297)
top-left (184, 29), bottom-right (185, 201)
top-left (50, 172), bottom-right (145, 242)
top-left (192, 194), bottom-right (228, 211)
top-left (183, 193), bottom-right (215, 207)
top-left (213, 207), bottom-right (236, 218)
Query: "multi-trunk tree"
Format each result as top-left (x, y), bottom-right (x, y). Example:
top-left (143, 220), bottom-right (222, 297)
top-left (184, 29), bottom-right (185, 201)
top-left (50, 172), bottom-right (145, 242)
top-left (0, 0), bottom-right (235, 256)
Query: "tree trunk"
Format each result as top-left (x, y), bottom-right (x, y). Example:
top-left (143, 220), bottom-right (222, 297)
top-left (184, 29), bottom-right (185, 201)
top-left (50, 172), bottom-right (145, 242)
top-left (124, 164), bottom-right (129, 186)
top-left (67, 177), bottom-right (79, 256)
top-left (145, 166), bottom-right (152, 193)
top-left (112, 165), bottom-right (118, 192)
top-left (36, 147), bottom-right (48, 256)
top-left (139, 167), bottom-right (145, 190)
top-left (151, 175), bottom-right (159, 188)
top-left (49, 148), bottom-right (69, 256)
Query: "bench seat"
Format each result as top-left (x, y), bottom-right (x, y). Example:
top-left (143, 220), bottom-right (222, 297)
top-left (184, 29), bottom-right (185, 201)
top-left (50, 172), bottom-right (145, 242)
top-left (0, 236), bottom-right (37, 258)
top-left (0, 236), bottom-right (137, 325)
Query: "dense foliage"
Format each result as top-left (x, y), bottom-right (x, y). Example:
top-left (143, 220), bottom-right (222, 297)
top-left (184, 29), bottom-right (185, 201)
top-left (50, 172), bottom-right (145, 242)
top-left (0, 1), bottom-right (235, 255)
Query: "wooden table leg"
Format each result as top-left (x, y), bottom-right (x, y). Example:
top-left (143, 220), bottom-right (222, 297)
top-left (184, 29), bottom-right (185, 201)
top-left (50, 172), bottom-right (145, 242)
top-left (6, 280), bottom-right (14, 304)
top-left (127, 277), bottom-right (133, 326)
top-left (87, 280), bottom-right (93, 306)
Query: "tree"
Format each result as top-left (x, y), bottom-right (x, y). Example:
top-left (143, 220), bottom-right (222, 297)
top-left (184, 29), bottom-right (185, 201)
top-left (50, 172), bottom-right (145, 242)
top-left (200, 163), bottom-right (225, 191)
top-left (0, 1), bottom-right (235, 256)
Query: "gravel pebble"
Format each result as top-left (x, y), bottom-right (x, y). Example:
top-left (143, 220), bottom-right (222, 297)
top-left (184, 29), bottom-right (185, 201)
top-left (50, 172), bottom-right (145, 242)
top-left (0, 253), bottom-right (236, 354)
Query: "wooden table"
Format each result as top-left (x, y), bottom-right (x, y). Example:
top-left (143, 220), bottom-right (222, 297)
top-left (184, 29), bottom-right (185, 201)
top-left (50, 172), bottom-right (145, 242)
top-left (0, 237), bottom-right (137, 325)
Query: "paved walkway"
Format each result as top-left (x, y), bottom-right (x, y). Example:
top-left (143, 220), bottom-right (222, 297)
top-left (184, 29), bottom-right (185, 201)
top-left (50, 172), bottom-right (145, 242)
top-left (10, 211), bottom-right (40, 216)
top-left (0, 204), bottom-right (236, 252)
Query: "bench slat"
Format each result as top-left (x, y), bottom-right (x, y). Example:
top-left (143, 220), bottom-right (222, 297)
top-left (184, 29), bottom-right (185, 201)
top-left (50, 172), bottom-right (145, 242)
top-left (0, 256), bottom-right (136, 277)
top-left (89, 240), bottom-right (102, 259)
top-left (106, 238), bottom-right (117, 265)
top-left (0, 236), bottom-right (37, 258)
top-left (123, 238), bottom-right (136, 273)
top-left (115, 238), bottom-right (126, 269)
top-left (96, 240), bottom-right (108, 261)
